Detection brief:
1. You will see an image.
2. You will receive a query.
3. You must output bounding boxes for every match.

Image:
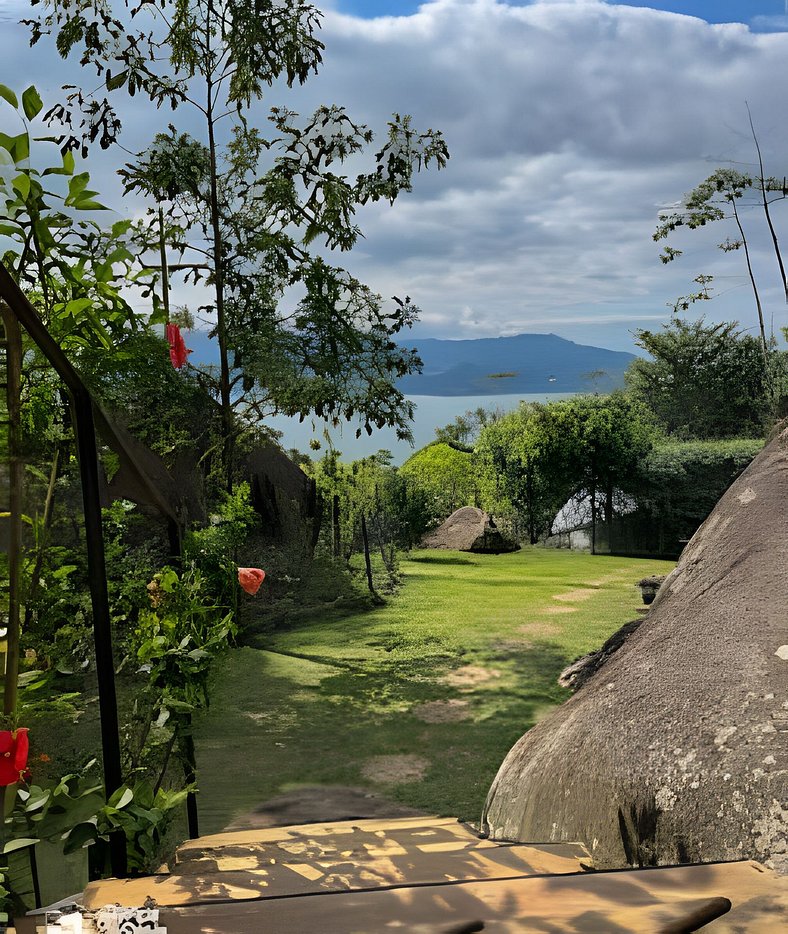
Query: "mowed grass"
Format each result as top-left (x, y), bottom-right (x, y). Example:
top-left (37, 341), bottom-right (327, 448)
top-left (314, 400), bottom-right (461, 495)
top-left (192, 547), bottom-right (674, 833)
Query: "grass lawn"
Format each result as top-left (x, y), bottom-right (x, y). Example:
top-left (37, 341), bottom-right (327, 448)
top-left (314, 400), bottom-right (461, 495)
top-left (192, 547), bottom-right (675, 833)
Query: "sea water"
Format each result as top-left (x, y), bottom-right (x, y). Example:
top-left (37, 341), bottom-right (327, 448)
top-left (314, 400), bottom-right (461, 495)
top-left (265, 393), bottom-right (573, 464)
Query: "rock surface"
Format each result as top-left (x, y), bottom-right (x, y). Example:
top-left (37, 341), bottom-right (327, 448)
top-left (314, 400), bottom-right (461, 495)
top-left (482, 427), bottom-right (788, 872)
top-left (558, 618), bottom-right (643, 690)
top-left (421, 506), bottom-right (518, 553)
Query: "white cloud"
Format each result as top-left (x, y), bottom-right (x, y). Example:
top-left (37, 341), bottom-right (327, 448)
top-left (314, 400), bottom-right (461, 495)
top-left (3, 0), bottom-right (788, 352)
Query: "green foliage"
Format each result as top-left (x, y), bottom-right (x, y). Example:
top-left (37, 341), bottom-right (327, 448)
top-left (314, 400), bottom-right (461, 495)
top-left (627, 438), bottom-right (764, 554)
top-left (476, 404), bottom-right (564, 544)
top-left (79, 332), bottom-right (220, 464)
top-left (309, 449), bottom-right (423, 591)
top-left (654, 168), bottom-right (751, 246)
top-left (184, 483), bottom-right (259, 603)
top-left (434, 406), bottom-right (503, 449)
top-left (0, 85), bottom-right (148, 349)
top-left (400, 443), bottom-right (477, 524)
top-left (626, 318), bottom-right (777, 439)
top-left (136, 566), bottom-right (236, 716)
top-left (11, 766), bottom-right (191, 875)
top-left (476, 394), bottom-right (655, 545)
top-left (119, 126), bottom-right (210, 201)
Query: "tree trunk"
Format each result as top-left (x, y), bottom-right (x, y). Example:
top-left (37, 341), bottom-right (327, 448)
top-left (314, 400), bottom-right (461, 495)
top-left (590, 476), bottom-right (597, 556)
top-left (360, 513), bottom-right (375, 597)
top-left (526, 463), bottom-right (536, 544)
top-left (604, 478), bottom-right (614, 554)
top-left (158, 205), bottom-right (171, 324)
top-left (332, 494), bottom-right (341, 558)
top-left (181, 715), bottom-right (200, 840)
top-left (205, 3), bottom-right (234, 491)
top-left (730, 197), bottom-right (768, 361)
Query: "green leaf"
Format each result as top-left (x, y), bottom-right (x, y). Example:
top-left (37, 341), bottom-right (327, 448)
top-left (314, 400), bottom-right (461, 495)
top-left (106, 70), bottom-right (128, 91)
top-left (0, 131), bottom-right (28, 164)
top-left (63, 821), bottom-right (98, 854)
top-left (0, 85), bottom-right (18, 110)
top-left (21, 86), bottom-right (43, 121)
top-left (64, 297), bottom-right (93, 317)
top-left (12, 133), bottom-right (29, 164)
top-left (66, 172), bottom-right (90, 204)
top-left (73, 197), bottom-right (108, 212)
top-left (107, 786), bottom-right (134, 809)
top-left (3, 837), bottom-right (39, 854)
top-left (11, 174), bottom-right (30, 200)
top-left (0, 222), bottom-right (22, 238)
top-left (16, 670), bottom-right (47, 687)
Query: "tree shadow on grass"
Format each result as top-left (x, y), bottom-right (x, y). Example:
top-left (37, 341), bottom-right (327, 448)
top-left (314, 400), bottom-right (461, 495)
top-left (409, 553), bottom-right (478, 566)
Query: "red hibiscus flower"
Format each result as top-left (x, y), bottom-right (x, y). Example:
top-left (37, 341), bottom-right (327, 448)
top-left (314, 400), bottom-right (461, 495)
top-left (0, 728), bottom-right (29, 786)
top-left (238, 567), bottom-right (265, 595)
top-left (165, 323), bottom-right (191, 370)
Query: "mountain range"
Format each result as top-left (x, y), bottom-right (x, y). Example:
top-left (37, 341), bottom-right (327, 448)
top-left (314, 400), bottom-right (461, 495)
top-left (182, 330), bottom-right (636, 396)
top-left (397, 332), bottom-right (635, 396)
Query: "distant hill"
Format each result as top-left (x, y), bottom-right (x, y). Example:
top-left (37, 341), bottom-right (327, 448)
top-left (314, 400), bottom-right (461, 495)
top-left (181, 329), bottom-right (636, 396)
top-left (397, 333), bottom-right (636, 396)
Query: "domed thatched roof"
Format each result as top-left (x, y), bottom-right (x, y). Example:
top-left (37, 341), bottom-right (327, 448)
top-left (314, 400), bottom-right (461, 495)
top-left (482, 428), bottom-right (788, 871)
top-left (421, 506), bottom-right (518, 554)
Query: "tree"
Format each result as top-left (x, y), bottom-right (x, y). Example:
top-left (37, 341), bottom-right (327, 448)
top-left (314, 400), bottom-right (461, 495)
top-left (434, 406), bottom-right (503, 449)
top-left (625, 318), bottom-right (776, 439)
top-left (653, 106), bottom-right (788, 363)
top-left (399, 443), bottom-right (477, 524)
top-left (530, 394), bottom-right (654, 553)
top-left (27, 1), bottom-right (449, 486)
top-left (476, 405), bottom-right (564, 545)
top-left (654, 168), bottom-right (770, 354)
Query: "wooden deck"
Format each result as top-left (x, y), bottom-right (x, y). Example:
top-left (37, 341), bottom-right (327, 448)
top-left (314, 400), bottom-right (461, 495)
top-left (26, 817), bottom-right (788, 932)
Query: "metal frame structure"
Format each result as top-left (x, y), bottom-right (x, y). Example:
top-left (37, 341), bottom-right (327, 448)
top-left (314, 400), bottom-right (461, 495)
top-left (0, 261), bottom-right (201, 877)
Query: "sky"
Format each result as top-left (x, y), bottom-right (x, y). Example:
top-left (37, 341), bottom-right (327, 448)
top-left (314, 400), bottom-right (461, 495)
top-left (2, 0), bottom-right (788, 353)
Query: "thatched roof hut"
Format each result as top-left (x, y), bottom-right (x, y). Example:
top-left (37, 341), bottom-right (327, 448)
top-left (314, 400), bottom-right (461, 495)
top-left (482, 427), bottom-right (788, 872)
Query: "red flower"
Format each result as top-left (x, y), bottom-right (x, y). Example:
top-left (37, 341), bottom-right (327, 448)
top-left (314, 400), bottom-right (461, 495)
top-left (238, 567), bottom-right (265, 595)
top-left (0, 729), bottom-right (29, 787)
top-left (165, 323), bottom-right (191, 370)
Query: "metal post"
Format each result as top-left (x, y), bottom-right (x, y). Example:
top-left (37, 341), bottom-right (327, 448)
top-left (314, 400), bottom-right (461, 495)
top-left (72, 387), bottom-right (126, 877)
top-left (0, 306), bottom-right (22, 716)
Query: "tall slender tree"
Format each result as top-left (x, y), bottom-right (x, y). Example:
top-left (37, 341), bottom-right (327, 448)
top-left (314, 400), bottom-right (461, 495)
top-left (27, 1), bottom-right (449, 486)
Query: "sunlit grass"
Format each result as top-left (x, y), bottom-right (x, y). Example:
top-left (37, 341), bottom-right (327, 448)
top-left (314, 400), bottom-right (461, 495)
top-left (193, 547), bottom-right (674, 832)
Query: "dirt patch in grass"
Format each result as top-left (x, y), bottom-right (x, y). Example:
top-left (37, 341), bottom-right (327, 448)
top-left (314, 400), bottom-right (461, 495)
top-left (441, 665), bottom-right (502, 689)
top-left (543, 605), bottom-right (578, 615)
top-left (362, 754), bottom-right (429, 784)
top-left (412, 699), bottom-right (471, 723)
top-left (553, 588), bottom-right (597, 602)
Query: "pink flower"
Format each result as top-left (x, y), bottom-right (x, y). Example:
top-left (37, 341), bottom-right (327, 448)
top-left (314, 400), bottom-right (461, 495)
top-left (165, 323), bottom-right (191, 369)
top-left (238, 567), bottom-right (265, 595)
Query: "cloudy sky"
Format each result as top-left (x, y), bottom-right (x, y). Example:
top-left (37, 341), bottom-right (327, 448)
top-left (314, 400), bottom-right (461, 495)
top-left (3, 0), bottom-right (788, 352)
